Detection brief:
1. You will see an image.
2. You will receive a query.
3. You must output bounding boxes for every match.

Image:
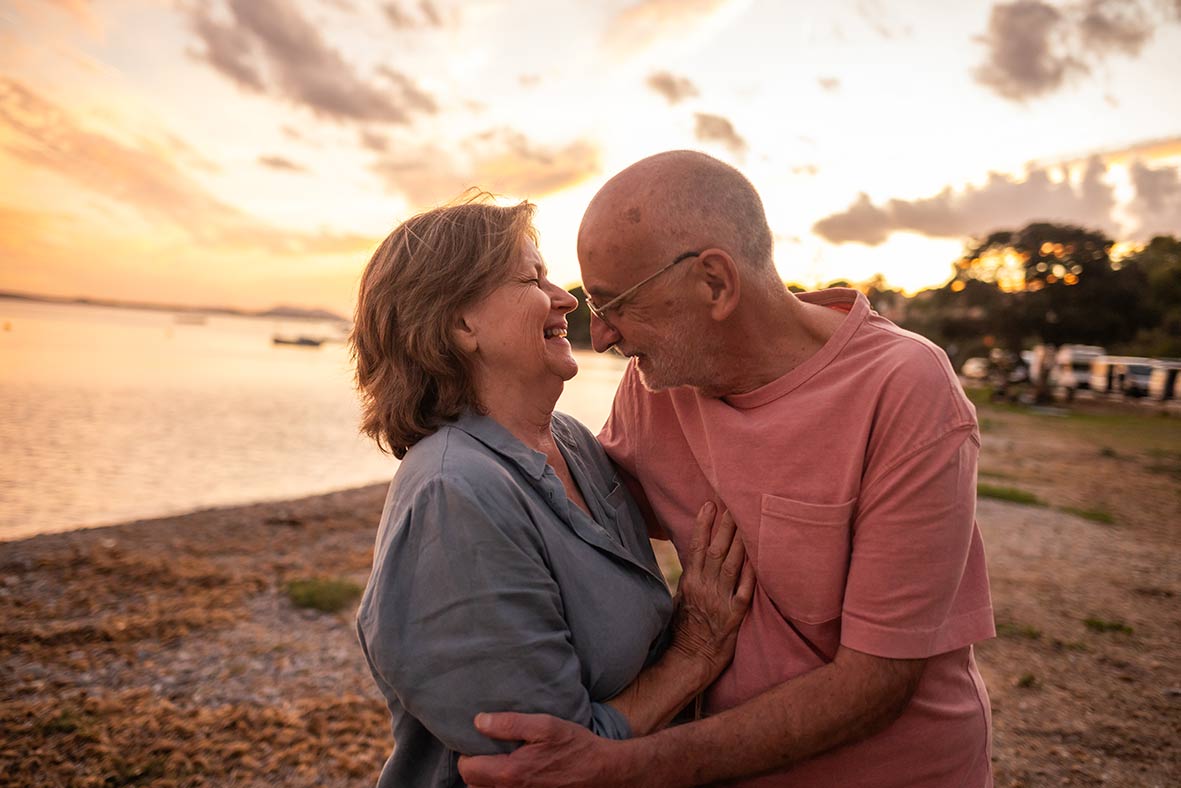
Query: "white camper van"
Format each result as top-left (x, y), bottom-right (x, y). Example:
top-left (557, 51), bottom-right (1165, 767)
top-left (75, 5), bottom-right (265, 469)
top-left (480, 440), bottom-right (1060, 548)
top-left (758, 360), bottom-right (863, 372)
top-left (1055, 345), bottom-right (1105, 398)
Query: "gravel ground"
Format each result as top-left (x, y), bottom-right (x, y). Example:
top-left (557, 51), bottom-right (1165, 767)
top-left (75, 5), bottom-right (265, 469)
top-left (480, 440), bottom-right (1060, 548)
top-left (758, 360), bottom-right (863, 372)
top-left (1, 400), bottom-right (1177, 786)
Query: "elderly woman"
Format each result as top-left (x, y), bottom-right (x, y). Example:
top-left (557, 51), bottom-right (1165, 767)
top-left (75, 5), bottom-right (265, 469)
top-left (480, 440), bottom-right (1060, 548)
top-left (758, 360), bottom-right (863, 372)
top-left (351, 195), bottom-right (753, 787)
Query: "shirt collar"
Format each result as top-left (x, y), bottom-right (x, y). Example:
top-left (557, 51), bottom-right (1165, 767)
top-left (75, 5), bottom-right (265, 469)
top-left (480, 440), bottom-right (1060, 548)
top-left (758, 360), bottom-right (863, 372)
top-left (447, 410), bottom-right (550, 480)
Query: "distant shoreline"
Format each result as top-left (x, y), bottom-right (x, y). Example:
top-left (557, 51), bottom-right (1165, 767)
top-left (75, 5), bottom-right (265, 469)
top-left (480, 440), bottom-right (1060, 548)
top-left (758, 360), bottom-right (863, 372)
top-left (0, 290), bottom-right (348, 324)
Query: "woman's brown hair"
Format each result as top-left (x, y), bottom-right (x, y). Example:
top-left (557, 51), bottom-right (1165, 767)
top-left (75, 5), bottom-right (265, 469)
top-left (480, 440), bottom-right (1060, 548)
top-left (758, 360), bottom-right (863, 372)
top-left (350, 193), bottom-right (537, 458)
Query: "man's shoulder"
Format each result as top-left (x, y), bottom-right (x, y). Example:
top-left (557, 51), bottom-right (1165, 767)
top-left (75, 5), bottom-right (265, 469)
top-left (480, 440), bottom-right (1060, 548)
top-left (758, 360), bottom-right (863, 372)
top-left (850, 316), bottom-right (978, 433)
top-left (850, 315), bottom-right (962, 387)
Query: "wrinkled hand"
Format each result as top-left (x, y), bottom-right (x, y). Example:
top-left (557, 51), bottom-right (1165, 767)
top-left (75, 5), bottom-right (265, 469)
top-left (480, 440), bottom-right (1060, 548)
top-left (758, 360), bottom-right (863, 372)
top-left (669, 502), bottom-right (755, 677)
top-left (458, 712), bottom-right (638, 788)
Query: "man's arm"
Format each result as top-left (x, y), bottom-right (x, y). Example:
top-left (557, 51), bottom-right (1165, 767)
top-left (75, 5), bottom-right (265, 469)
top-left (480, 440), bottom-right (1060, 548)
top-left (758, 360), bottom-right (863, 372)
top-left (458, 646), bottom-right (924, 787)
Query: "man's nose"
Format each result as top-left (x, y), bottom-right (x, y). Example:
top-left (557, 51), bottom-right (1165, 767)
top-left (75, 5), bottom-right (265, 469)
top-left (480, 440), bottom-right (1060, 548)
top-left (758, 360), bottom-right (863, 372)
top-left (590, 314), bottom-right (621, 353)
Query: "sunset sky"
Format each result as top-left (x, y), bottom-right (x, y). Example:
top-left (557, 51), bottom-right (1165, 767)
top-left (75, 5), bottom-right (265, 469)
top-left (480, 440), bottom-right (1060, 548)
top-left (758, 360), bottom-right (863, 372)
top-left (1, 0), bottom-right (1179, 314)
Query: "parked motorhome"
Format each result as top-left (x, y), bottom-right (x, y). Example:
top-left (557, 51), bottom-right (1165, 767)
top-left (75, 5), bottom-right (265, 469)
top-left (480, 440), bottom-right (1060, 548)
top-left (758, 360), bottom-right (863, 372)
top-left (1055, 345), bottom-right (1105, 397)
top-left (1148, 360), bottom-right (1181, 401)
top-left (1090, 356), bottom-right (1155, 396)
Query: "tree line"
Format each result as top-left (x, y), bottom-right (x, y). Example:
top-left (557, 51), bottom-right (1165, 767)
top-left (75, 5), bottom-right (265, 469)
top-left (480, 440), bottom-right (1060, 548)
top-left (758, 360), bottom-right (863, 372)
top-left (869, 224), bottom-right (1180, 366)
top-left (564, 223), bottom-right (1181, 365)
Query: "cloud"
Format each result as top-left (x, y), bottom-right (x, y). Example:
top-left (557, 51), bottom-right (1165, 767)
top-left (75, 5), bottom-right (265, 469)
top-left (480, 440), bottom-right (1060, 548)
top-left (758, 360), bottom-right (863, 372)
top-left (1032, 134), bottom-right (1181, 168)
top-left (0, 78), bottom-right (371, 256)
top-left (184, 0), bottom-right (437, 124)
top-left (43, 0), bottom-right (102, 34)
top-left (371, 131), bottom-right (601, 206)
top-left (817, 76), bottom-right (841, 92)
top-left (646, 71), bottom-right (699, 104)
top-left (186, 4), bottom-right (266, 93)
top-left (856, 0), bottom-right (910, 38)
top-left (603, 0), bottom-right (735, 55)
top-left (419, 0), bottom-right (443, 27)
top-left (694, 113), bottom-right (747, 156)
top-left (258, 154), bottom-right (307, 172)
top-left (973, 0), bottom-right (1169, 102)
top-left (1128, 161), bottom-right (1181, 237)
top-left (813, 158), bottom-right (1130, 244)
top-left (972, 1), bottom-right (1084, 101)
top-left (812, 193), bottom-right (896, 245)
top-left (359, 130), bottom-right (389, 152)
top-left (381, 2), bottom-right (416, 28)
top-left (1077, 0), bottom-right (1153, 55)
top-left (381, 0), bottom-right (444, 29)
top-left (375, 65), bottom-right (437, 113)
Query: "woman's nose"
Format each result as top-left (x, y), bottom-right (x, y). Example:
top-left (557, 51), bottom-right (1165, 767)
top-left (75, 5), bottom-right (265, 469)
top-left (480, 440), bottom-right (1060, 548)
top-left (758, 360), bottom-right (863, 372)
top-left (551, 283), bottom-right (578, 314)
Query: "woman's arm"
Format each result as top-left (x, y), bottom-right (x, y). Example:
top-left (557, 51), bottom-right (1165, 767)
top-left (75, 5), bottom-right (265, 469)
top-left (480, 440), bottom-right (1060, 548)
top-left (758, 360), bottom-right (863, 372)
top-left (605, 502), bottom-right (754, 735)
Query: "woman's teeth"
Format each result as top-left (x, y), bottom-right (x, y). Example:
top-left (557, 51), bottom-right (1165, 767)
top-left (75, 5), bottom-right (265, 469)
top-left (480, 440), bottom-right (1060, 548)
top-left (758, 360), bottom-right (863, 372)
top-left (544, 328), bottom-right (567, 339)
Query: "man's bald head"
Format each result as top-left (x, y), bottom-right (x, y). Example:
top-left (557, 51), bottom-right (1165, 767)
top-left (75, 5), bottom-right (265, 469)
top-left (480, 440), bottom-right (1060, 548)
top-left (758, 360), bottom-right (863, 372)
top-left (578, 150), bottom-right (774, 278)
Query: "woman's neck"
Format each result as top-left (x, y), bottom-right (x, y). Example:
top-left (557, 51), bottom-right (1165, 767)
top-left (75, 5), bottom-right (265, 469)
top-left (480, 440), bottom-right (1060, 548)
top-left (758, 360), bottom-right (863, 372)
top-left (476, 377), bottom-right (563, 454)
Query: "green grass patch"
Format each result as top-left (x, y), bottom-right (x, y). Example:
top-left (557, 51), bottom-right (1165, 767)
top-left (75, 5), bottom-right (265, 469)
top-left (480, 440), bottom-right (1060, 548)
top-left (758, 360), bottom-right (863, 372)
top-left (996, 621), bottom-right (1042, 640)
top-left (978, 483), bottom-right (1044, 506)
top-left (1084, 617), bottom-right (1134, 635)
top-left (967, 387), bottom-right (1181, 455)
top-left (36, 709), bottom-right (92, 736)
top-left (1146, 447), bottom-right (1181, 461)
top-left (106, 755), bottom-right (169, 787)
top-left (285, 577), bottom-right (363, 613)
top-left (1058, 506), bottom-right (1115, 524)
top-left (1016, 673), bottom-right (1039, 689)
top-left (978, 469), bottom-right (1017, 481)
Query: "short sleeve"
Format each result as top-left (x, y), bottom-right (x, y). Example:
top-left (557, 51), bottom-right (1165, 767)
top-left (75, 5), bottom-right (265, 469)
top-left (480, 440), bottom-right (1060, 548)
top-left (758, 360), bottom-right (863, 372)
top-left (840, 428), bottom-right (995, 659)
top-left (356, 477), bottom-right (632, 756)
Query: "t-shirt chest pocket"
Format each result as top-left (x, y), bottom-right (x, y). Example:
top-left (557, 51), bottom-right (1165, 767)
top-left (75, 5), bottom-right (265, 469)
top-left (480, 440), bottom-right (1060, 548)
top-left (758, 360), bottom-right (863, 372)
top-left (756, 493), bottom-right (857, 625)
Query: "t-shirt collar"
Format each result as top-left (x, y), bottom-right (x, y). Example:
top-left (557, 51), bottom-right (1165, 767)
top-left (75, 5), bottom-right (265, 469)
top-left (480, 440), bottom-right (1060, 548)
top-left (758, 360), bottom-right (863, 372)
top-left (723, 287), bottom-right (870, 409)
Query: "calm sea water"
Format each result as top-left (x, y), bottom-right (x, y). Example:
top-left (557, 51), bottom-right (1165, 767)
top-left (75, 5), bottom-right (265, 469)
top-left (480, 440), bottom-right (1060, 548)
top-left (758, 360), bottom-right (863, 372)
top-left (0, 298), bottom-right (627, 541)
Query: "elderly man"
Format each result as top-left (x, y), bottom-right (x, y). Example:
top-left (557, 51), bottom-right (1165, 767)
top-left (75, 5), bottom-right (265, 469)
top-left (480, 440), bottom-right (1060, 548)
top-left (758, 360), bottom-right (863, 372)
top-left (459, 151), bottom-right (995, 787)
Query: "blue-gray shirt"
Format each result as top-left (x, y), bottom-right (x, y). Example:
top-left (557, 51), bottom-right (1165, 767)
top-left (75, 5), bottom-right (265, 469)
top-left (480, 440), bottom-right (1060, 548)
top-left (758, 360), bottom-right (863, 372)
top-left (356, 411), bottom-right (674, 788)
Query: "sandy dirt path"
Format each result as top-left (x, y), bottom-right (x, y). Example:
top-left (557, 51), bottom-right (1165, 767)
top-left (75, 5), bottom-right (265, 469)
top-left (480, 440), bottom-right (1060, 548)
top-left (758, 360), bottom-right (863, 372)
top-left (2, 399), bottom-right (1177, 786)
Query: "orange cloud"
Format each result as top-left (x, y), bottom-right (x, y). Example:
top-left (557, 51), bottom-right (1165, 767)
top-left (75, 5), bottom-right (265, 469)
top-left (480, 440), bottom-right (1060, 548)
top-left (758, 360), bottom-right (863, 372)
top-left (603, 0), bottom-right (736, 55)
top-left (372, 132), bottom-right (600, 207)
top-left (812, 153), bottom-right (1181, 245)
top-left (0, 77), bottom-right (373, 256)
top-left (39, 0), bottom-right (103, 35)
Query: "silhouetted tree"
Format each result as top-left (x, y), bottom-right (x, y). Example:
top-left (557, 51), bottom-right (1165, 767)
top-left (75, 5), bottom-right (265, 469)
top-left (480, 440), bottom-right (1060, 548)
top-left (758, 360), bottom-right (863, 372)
top-left (952, 223), bottom-right (1144, 349)
top-left (1118, 236), bottom-right (1181, 356)
top-left (565, 285), bottom-right (592, 349)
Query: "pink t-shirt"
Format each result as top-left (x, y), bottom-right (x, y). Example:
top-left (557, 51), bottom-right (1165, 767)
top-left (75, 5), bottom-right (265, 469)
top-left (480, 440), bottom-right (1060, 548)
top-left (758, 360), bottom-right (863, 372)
top-left (600, 289), bottom-right (995, 787)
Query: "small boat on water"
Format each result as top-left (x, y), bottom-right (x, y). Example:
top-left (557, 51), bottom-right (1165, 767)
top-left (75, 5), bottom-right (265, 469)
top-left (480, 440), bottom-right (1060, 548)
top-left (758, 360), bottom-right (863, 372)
top-left (174, 313), bottom-right (207, 325)
top-left (272, 335), bottom-right (324, 347)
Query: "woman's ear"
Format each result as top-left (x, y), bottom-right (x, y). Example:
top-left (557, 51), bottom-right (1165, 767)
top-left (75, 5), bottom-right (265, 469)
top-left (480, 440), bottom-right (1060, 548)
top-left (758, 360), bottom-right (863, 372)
top-left (452, 313), bottom-right (479, 354)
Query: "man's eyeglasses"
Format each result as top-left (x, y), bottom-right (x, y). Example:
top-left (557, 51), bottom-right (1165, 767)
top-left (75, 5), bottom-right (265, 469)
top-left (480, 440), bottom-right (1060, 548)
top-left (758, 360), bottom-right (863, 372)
top-left (584, 250), bottom-right (702, 325)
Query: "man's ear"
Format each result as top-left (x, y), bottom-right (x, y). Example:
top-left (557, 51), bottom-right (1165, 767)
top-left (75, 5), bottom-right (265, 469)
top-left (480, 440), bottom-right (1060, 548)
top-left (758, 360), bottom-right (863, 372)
top-left (452, 313), bottom-right (479, 354)
top-left (695, 250), bottom-right (740, 321)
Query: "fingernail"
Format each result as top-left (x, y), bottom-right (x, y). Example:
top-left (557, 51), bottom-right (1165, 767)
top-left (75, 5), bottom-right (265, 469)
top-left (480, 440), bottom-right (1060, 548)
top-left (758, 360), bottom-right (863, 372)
top-left (474, 713), bottom-right (488, 729)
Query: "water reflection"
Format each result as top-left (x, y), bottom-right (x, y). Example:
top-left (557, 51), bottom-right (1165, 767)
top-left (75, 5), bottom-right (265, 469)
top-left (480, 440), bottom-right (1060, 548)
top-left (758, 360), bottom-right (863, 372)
top-left (0, 298), bottom-right (627, 540)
